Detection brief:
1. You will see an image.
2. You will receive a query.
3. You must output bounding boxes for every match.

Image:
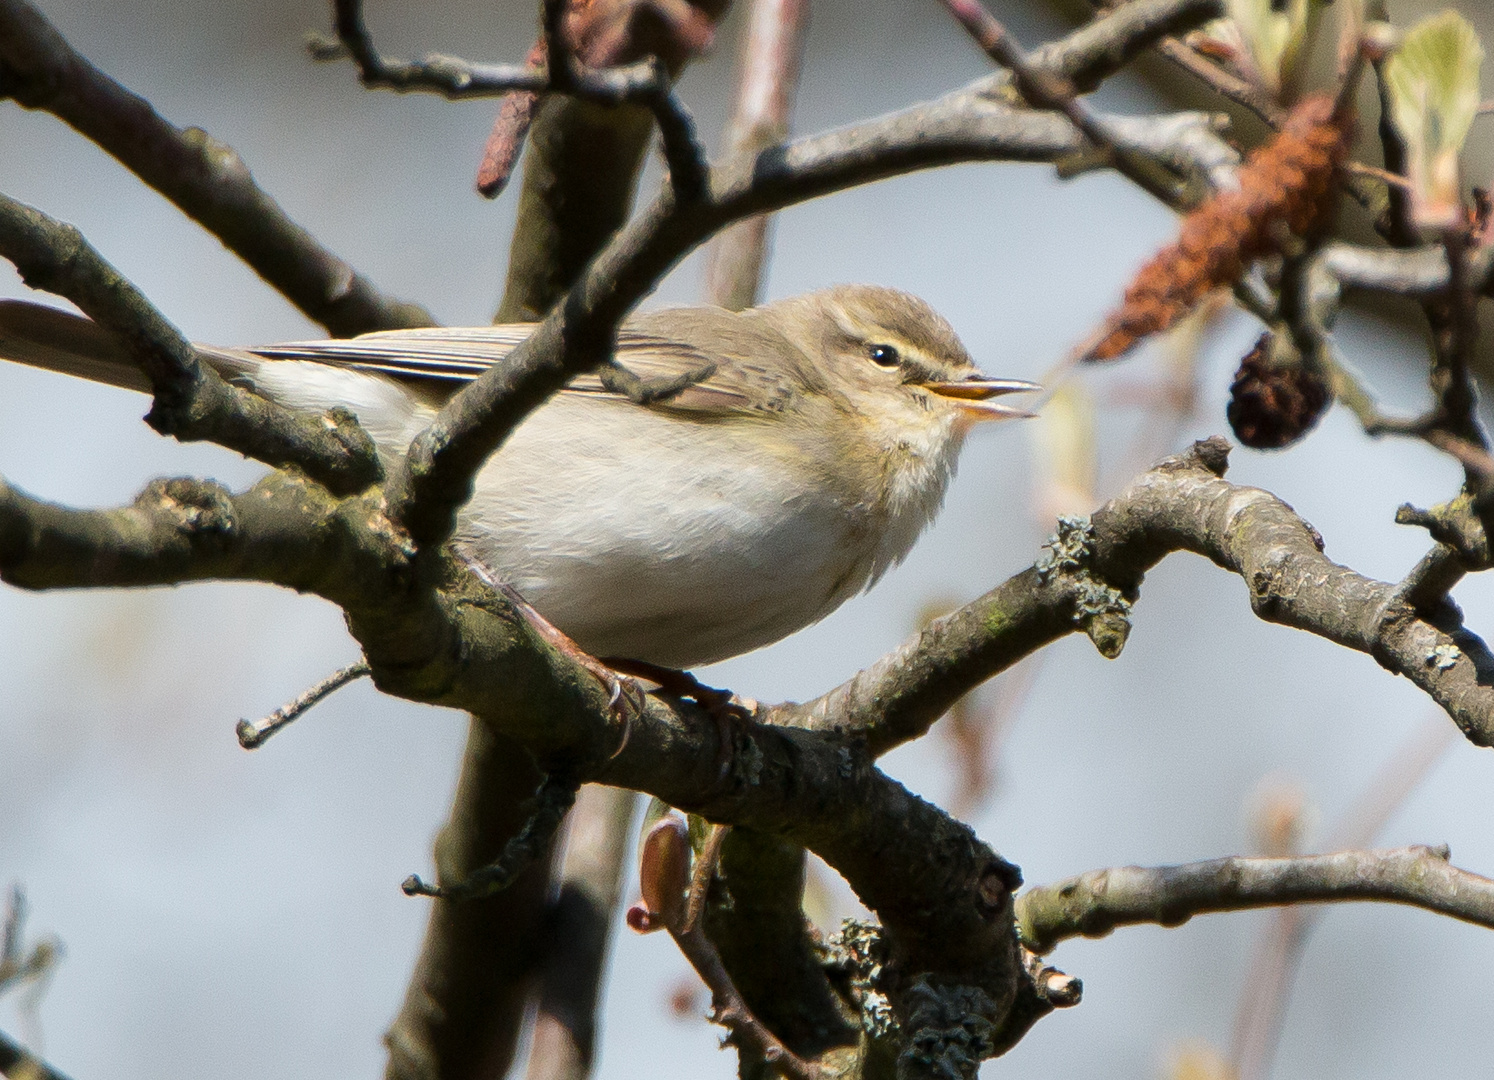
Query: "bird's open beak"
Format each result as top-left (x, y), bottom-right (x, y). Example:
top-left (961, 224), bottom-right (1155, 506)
top-left (923, 375), bottom-right (1041, 421)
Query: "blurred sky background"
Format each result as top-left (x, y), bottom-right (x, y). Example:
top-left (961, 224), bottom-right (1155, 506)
top-left (2, 1), bottom-right (1492, 1078)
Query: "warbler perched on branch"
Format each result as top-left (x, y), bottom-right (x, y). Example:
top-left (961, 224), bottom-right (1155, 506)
top-left (0, 285), bottom-right (1036, 667)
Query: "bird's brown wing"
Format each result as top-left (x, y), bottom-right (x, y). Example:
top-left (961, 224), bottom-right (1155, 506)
top-left (246, 320), bottom-right (761, 414)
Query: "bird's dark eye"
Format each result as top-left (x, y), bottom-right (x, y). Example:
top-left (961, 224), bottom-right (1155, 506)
top-left (868, 343), bottom-right (901, 368)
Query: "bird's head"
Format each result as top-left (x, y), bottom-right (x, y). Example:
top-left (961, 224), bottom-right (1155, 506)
top-left (764, 284), bottom-right (1038, 436)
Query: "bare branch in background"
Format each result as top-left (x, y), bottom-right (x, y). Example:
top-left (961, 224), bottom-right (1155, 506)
top-left (1153, 35), bottom-right (1285, 126)
top-left (524, 786), bottom-right (639, 1080)
top-left (318, 0), bottom-right (710, 201)
top-left (944, 0), bottom-right (1187, 205)
top-left (1230, 717), bottom-right (1458, 1080)
top-left (478, 0), bottom-right (720, 197)
top-left (703, 0), bottom-right (810, 310)
top-left (0, 886), bottom-right (65, 1080)
top-left (0, 0), bottom-right (432, 336)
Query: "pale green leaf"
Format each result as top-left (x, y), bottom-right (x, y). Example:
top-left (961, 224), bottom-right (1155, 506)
top-left (1385, 10), bottom-right (1485, 230)
top-left (1225, 0), bottom-right (1330, 95)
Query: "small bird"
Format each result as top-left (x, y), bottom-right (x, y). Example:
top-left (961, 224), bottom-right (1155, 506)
top-left (0, 285), bottom-right (1035, 668)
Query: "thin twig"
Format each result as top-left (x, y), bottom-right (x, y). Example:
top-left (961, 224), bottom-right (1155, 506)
top-left (944, 0), bottom-right (1186, 206)
top-left (1154, 36), bottom-right (1285, 126)
top-left (404, 772), bottom-right (580, 900)
top-left (1343, 160), bottom-right (1413, 190)
top-left (236, 661), bottom-right (372, 749)
top-left (320, 0), bottom-right (708, 200)
top-left (669, 916), bottom-right (828, 1080)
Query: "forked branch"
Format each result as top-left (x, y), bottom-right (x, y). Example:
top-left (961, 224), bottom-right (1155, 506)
top-left (0, 196), bottom-right (382, 494)
top-left (0, 0), bottom-right (432, 336)
top-left (317, 0), bottom-right (709, 199)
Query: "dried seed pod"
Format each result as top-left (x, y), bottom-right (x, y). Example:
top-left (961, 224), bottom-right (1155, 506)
top-left (1226, 332), bottom-right (1332, 449)
top-left (1085, 93), bottom-right (1354, 362)
top-left (476, 41), bottom-right (548, 199)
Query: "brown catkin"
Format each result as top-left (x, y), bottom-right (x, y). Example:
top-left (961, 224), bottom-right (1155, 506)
top-left (1226, 332), bottom-right (1332, 449)
top-left (1085, 93), bottom-right (1353, 362)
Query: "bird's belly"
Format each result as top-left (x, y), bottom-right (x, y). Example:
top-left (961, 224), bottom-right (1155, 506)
top-left (455, 397), bottom-right (872, 668)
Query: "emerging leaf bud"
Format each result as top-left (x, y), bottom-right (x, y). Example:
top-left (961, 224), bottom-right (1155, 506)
top-left (631, 814), bottom-right (690, 933)
top-left (1383, 11), bottom-right (1485, 233)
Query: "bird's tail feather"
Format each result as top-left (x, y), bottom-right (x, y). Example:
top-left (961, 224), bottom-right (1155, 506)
top-left (0, 299), bottom-right (155, 393)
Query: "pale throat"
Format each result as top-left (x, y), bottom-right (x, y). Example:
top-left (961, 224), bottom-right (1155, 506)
top-left (868, 404), bottom-right (965, 569)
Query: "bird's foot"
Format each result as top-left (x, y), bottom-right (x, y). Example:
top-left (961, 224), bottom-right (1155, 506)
top-left (600, 657), bottom-right (758, 779)
top-left (454, 549), bottom-right (642, 756)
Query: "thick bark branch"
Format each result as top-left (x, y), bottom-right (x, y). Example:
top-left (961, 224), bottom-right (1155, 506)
top-left (1016, 845), bottom-right (1494, 954)
top-left (0, 473), bottom-right (388, 596)
top-left (0, 0), bottom-right (433, 336)
top-left (0, 196), bottom-right (382, 494)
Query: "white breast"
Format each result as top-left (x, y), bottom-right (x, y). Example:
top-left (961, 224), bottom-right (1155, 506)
top-left (460, 395), bottom-right (878, 667)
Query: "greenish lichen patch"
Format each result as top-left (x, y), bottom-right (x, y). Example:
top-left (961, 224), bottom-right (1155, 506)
top-left (1037, 515), bottom-right (1133, 658)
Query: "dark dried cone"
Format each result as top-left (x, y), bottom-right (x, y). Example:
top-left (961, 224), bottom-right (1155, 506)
top-left (1226, 333), bottom-right (1332, 449)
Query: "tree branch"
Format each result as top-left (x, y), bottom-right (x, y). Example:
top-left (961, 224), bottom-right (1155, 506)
top-left (318, 0), bottom-right (709, 200)
top-left (0, 0), bottom-right (433, 336)
top-left (703, 0), bottom-right (810, 310)
top-left (1016, 845), bottom-right (1494, 954)
top-left (1022, 0), bottom-right (1224, 93)
top-left (0, 196), bottom-right (382, 495)
top-left (771, 438), bottom-right (1494, 752)
top-left (0, 1030), bottom-right (72, 1080)
top-left (524, 786), bottom-right (639, 1080)
top-left (944, 0), bottom-right (1185, 205)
